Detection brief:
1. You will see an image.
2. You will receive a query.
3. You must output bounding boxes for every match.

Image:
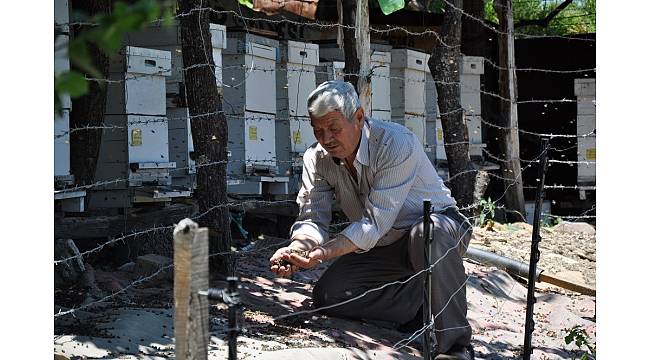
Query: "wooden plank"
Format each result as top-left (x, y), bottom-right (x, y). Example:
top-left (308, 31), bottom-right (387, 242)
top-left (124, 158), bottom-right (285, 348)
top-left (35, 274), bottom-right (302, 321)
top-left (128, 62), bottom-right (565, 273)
top-left (538, 273), bottom-right (596, 297)
top-left (55, 203), bottom-right (194, 239)
top-left (174, 219), bottom-right (209, 360)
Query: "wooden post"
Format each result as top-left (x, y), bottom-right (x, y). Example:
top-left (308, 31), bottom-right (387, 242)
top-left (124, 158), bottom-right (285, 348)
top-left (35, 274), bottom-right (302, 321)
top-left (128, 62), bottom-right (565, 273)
top-left (497, 0), bottom-right (527, 222)
top-left (341, 0), bottom-right (371, 110)
top-left (174, 218), bottom-right (210, 360)
top-left (355, 0), bottom-right (371, 111)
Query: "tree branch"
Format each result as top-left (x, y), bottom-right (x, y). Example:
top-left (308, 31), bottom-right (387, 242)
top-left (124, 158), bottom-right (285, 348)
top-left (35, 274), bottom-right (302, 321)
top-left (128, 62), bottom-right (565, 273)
top-left (515, 0), bottom-right (573, 28)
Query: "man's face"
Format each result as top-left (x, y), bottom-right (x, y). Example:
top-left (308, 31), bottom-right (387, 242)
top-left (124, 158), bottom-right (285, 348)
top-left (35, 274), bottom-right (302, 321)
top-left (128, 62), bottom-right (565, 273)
top-left (310, 108), bottom-right (364, 161)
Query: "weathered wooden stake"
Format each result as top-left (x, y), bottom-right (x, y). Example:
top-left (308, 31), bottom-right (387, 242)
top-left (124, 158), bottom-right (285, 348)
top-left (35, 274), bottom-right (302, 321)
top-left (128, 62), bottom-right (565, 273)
top-left (497, 0), bottom-right (527, 222)
top-left (174, 218), bottom-right (210, 360)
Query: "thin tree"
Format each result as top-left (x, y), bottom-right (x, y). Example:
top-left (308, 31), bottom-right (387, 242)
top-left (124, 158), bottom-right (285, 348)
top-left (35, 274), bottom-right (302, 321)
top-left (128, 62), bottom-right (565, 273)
top-left (429, 0), bottom-right (478, 213)
top-left (496, 0), bottom-right (526, 222)
top-left (69, 0), bottom-right (112, 187)
top-left (178, 0), bottom-right (232, 276)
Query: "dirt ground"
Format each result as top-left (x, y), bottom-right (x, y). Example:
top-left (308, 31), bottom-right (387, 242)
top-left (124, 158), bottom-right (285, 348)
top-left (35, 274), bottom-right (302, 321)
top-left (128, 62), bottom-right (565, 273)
top-left (471, 222), bottom-right (596, 288)
top-left (54, 224), bottom-right (596, 359)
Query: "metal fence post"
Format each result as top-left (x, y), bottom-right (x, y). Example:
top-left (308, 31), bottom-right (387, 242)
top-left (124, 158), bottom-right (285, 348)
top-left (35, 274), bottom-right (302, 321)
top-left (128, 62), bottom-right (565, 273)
top-left (174, 218), bottom-right (210, 360)
top-left (423, 199), bottom-right (434, 359)
top-left (523, 138), bottom-right (550, 359)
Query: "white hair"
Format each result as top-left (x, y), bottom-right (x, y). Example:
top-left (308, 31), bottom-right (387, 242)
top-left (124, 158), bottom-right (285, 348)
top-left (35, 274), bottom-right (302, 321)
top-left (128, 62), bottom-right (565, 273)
top-left (307, 80), bottom-right (361, 121)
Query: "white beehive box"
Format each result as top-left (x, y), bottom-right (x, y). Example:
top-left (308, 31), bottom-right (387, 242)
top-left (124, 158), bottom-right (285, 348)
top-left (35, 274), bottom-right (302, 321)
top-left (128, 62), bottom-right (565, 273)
top-left (460, 56), bottom-right (484, 117)
top-left (126, 23), bottom-right (226, 95)
top-left (223, 33), bottom-right (278, 114)
top-left (210, 24), bottom-right (227, 89)
top-left (223, 33), bottom-right (279, 177)
top-left (574, 78), bottom-right (596, 97)
top-left (54, 0), bottom-right (71, 182)
top-left (127, 116), bottom-right (170, 164)
top-left (575, 78), bottom-right (596, 184)
top-left (404, 114), bottom-right (426, 145)
top-left (434, 114), bottom-right (484, 161)
top-left (106, 46), bottom-right (171, 116)
top-left (390, 49), bottom-right (429, 119)
top-left (54, 110), bottom-right (70, 177)
top-left (276, 40), bottom-right (319, 155)
top-left (226, 112), bottom-right (278, 176)
top-left (167, 108), bottom-right (196, 178)
top-left (370, 49), bottom-right (392, 119)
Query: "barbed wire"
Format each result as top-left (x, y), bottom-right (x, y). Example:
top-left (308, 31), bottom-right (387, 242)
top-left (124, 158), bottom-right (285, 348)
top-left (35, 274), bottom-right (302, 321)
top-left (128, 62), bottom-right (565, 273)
top-left (55, 3), bottom-right (596, 355)
top-left (54, 235), bottom-right (290, 318)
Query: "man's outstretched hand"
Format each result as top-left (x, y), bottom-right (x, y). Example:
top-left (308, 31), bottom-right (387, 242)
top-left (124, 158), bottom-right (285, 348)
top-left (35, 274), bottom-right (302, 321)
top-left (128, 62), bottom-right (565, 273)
top-left (269, 246), bottom-right (327, 278)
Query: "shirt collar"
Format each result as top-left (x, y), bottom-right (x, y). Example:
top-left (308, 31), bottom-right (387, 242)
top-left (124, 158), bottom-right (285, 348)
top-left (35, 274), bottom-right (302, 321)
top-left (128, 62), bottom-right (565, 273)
top-left (356, 119), bottom-right (370, 167)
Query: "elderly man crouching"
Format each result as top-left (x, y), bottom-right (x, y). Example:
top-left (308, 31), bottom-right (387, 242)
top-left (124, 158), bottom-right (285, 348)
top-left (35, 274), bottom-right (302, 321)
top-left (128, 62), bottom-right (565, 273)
top-left (269, 80), bottom-right (474, 360)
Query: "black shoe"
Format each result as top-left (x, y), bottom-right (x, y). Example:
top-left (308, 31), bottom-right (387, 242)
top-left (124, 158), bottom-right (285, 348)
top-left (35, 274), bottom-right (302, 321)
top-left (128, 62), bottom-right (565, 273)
top-left (434, 344), bottom-right (475, 360)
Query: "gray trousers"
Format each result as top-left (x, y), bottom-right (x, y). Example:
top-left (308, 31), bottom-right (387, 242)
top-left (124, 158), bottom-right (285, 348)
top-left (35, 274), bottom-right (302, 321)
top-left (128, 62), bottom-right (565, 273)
top-left (312, 209), bottom-right (473, 353)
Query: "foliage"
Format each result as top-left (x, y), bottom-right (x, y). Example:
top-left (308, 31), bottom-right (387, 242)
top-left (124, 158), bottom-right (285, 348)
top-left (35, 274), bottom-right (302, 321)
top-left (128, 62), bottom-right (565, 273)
top-left (484, 0), bottom-right (595, 36)
top-left (541, 214), bottom-right (563, 227)
top-left (563, 325), bottom-right (596, 359)
top-left (478, 197), bottom-right (496, 227)
top-left (55, 0), bottom-right (174, 116)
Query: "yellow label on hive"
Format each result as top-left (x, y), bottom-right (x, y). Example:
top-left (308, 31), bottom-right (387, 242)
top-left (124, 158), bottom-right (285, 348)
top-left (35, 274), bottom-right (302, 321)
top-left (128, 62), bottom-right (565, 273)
top-left (437, 128), bottom-right (443, 141)
top-left (586, 148), bottom-right (596, 160)
top-left (293, 130), bottom-right (302, 144)
top-left (249, 126), bottom-right (257, 140)
top-left (131, 128), bottom-right (142, 146)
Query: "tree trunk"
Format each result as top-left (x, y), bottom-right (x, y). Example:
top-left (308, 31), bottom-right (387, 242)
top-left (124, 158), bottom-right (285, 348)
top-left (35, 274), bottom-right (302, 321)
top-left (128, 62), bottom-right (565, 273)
top-left (178, 0), bottom-right (232, 276)
top-left (429, 0), bottom-right (476, 213)
top-left (69, 0), bottom-right (111, 187)
top-left (496, 0), bottom-right (526, 222)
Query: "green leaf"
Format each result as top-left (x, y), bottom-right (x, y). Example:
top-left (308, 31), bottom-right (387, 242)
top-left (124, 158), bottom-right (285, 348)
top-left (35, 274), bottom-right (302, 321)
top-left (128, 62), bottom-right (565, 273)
top-left (238, 0), bottom-right (254, 9)
top-left (55, 71), bottom-right (89, 98)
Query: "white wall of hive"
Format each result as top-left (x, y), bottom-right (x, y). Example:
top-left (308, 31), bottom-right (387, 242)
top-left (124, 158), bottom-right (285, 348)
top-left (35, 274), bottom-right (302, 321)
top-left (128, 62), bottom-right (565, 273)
top-left (575, 78), bottom-right (596, 184)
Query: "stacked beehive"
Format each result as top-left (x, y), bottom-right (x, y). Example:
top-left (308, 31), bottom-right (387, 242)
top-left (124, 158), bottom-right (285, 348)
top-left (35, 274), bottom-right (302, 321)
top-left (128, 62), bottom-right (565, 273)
top-left (276, 40), bottom-right (320, 180)
top-left (223, 32), bottom-right (288, 195)
top-left (390, 49), bottom-right (429, 148)
top-left (434, 56), bottom-right (487, 161)
top-left (574, 78), bottom-right (596, 187)
top-left (54, 0), bottom-right (71, 186)
top-left (90, 46), bottom-right (175, 208)
top-left (126, 23), bottom-right (227, 192)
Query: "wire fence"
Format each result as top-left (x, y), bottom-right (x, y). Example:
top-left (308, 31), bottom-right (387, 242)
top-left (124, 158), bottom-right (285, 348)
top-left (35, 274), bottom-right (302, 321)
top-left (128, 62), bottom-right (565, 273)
top-left (55, 1), bottom-right (596, 359)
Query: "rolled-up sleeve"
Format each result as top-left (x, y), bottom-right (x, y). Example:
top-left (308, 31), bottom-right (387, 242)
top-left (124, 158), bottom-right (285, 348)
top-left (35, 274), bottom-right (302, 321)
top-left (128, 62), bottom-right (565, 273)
top-left (339, 134), bottom-right (418, 252)
top-left (290, 148), bottom-right (333, 244)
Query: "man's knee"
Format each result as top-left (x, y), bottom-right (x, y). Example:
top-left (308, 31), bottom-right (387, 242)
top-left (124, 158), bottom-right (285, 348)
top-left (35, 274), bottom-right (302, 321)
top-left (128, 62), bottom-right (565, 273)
top-left (312, 280), bottom-right (327, 307)
top-left (312, 272), bottom-right (340, 308)
top-left (409, 214), bottom-right (465, 270)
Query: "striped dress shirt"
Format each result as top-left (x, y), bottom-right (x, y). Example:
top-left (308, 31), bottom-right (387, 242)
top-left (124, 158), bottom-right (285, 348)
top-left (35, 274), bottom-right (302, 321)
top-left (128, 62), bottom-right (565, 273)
top-left (290, 117), bottom-right (457, 252)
